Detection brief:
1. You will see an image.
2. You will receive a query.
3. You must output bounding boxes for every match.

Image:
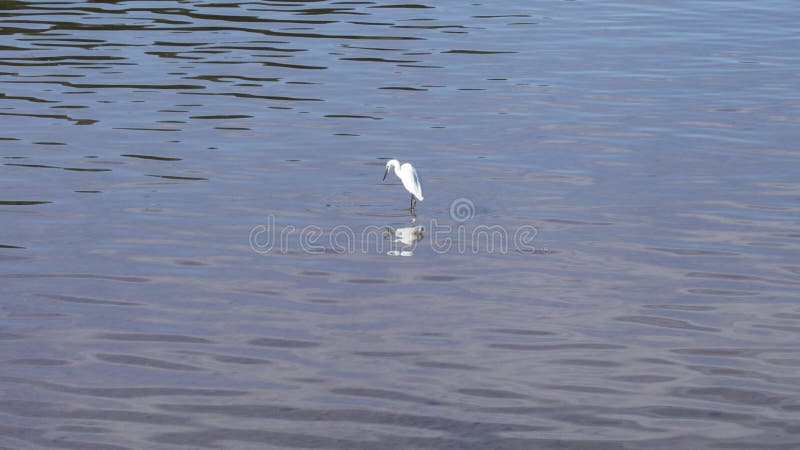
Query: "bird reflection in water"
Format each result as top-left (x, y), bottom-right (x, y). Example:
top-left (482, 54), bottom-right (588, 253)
top-left (386, 224), bottom-right (424, 257)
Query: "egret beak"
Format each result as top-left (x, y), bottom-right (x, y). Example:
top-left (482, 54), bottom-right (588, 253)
top-left (382, 167), bottom-right (389, 181)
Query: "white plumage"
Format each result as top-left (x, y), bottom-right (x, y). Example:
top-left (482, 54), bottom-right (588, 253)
top-left (383, 159), bottom-right (423, 210)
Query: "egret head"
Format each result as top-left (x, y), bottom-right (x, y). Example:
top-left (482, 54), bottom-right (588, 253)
top-left (382, 159), bottom-right (400, 181)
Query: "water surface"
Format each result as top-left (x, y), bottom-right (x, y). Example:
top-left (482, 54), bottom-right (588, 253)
top-left (2, 1), bottom-right (800, 449)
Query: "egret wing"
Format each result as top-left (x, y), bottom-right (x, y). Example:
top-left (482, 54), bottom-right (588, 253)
top-left (408, 165), bottom-right (423, 201)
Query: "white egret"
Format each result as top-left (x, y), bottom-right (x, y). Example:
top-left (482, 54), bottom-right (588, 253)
top-left (382, 159), bottom-right (423, 210)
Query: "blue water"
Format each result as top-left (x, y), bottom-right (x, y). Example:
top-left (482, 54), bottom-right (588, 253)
top-left (1, 1), bottom-right (799, 448)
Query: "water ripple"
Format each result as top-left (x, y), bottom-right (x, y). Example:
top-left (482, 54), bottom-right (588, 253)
top-left (3, 1), bottom-right (799, 448)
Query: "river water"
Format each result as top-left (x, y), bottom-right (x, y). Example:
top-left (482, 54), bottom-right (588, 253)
top-left (2, 1), bottom-right (799, 449)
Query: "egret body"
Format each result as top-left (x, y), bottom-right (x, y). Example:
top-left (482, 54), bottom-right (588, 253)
top-left (382, 159), bottom-right (424, 210)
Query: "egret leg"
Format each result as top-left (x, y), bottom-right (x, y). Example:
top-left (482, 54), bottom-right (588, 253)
top-left (410, 195), bottom-right (415, 211)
